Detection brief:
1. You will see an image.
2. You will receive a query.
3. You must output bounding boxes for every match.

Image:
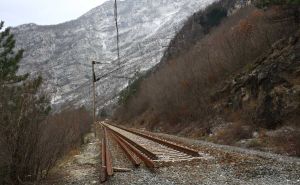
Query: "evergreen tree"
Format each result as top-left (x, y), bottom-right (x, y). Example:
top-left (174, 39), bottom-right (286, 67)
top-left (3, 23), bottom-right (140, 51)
top-left (0, 21), bottom-right (50, 184)
top-left (255, 0), bottom-right (300, 8)
top-left (0, 21), bottom-right (28, 84)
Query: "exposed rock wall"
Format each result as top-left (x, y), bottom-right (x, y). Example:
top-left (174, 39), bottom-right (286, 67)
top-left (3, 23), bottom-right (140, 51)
top-left (215, 30), bottom-right (300, 128)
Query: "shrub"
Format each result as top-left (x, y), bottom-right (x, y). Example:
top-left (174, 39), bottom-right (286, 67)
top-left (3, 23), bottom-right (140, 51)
top-left (270, 130), bottom-right (300, 156)
top-left (0, 108), bottom-right (91, 184)
top-left (118, 72), bottom-right (144, 105)
top-left (0, 21), bottom-right (50, 184)
top-left (213, 122), bottom-right (253, 145)
top-left (255, 0), bottom-right (300, 8)
top-left (0, 21), bottom-right (92, 184)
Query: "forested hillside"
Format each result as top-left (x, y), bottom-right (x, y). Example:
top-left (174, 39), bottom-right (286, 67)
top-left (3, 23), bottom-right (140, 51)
top-left (114, 0), bottom-right (300, 156)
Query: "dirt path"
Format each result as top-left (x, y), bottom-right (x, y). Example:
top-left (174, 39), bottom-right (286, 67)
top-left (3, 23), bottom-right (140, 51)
top-left (42, 133), bottom-right (100, 185)
top-left (43, 129), bottom-right (300, 185)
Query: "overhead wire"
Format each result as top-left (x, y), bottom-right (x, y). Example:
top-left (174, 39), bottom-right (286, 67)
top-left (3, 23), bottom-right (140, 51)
top-left (114, 0), bottom-right (120, 66)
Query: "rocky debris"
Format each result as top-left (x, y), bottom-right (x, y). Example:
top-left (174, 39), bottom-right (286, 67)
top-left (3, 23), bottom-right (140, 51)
top-left (214, 30), bottom-right (300, 129)
top-left (103, 130), bottom-right (300, 184)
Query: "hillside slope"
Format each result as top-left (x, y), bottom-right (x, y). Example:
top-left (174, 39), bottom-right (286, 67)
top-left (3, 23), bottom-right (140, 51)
top-left (12, 0), bottom-right (217, 111)
top-left (114, 4), bottom-right (300, 156)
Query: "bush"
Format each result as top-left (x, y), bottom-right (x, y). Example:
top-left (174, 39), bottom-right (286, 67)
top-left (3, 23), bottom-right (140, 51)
top-left (255, 0), bottom-right (300, 8)
top-left (0, 108), bottom-right (91, 184)
top-left (118, 72), bottom-right (144, 105)
top-left (0, 21), bottom-right (92, 184)
top-left (270, 130), bottom-right (300, 156)
top-left (212, 122), bottom-right (253, 145)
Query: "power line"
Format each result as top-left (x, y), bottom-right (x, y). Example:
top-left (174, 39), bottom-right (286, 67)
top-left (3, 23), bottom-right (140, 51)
top-left (114, 0), bottom-right (120, 66)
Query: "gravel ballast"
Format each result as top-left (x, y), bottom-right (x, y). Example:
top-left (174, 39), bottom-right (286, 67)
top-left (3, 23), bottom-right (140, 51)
top-left (43, 126), bottom-right (300, 185)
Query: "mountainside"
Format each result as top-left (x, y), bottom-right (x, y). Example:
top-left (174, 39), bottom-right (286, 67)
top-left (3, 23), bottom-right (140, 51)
top-left (12, 0), bottom-right (216, 111)
top-left (113, 2), bottom-right (300, 156)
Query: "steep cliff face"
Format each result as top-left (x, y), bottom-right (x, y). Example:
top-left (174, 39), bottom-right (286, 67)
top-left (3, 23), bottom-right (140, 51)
top-left (13, 0), bottom-right (216, 111)
top-left (206, 30), bottom-right (300, 156)
top-left (214, 30), bottom-right (300, 129)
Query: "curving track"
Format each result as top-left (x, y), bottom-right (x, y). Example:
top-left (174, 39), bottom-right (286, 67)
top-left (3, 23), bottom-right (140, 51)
top-left (103, 122), bottom-right (201, 162)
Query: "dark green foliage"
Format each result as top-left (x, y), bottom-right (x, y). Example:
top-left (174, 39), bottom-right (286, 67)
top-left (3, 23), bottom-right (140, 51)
top-left (255, 0), bottom-right (300, 8)
top-left (160, 0), bottom-right (234, 63)
top-left (199, 6), bottom-right (228, 33)
top-left (0, 21), bottom-right (28, 84)
top-left (118, 72), bottom-right (144, 105)
top-left (99, 108), bottom-right (108, 118)
top-left (0, 21), bottom-right (51, 184)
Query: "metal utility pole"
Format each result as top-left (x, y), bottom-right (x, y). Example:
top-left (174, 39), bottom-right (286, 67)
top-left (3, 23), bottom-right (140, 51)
top-left (92, 61), bottom-right (96, 124)
top-left (114, 0), bottom-right (120, 66)
top-left (91, 61), bottom-right (110, 124)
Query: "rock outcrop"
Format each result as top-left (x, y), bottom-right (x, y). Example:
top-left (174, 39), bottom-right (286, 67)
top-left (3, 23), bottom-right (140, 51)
top-left (215, 30), bottom-right (300, 129)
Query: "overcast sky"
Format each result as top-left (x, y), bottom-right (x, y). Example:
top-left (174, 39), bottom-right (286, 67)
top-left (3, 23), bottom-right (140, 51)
top-left (0, 0), bottom-right (108, 27)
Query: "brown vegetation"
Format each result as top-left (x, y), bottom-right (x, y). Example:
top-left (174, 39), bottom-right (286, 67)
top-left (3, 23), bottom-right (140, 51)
top-left (0, 20), bottom-right (93, 184)
top-left (114, 4), bottom-right (300, 156)
top-left (0, 108), bottom-right (91, 184)
top-left (269, 130), bottom-right (300, 157)
top-left (115, 5), bottom-right (298, 125)
top-left (212, 122), bottom-right (253, 145)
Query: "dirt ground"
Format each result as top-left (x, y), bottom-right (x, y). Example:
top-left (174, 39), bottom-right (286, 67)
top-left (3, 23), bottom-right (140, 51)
top-left (43, 127), bottom-right (300, 185)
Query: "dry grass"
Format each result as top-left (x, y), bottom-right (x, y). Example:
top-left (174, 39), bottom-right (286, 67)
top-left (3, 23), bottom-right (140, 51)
top-left (212, 122), bottom-right (253, 145)
top-left (0, 108), bottom-right (92, 184)
top-left (269, 130), bottom-right (300, 157)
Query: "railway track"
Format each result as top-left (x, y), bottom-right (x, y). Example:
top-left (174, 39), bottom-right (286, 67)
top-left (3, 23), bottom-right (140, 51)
top-left (99, 121), bottom-right (205, 182)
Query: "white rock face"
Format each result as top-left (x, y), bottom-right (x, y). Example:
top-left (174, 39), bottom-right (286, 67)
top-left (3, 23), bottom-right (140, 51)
top-left (13, 0), bottom-right (216, 111)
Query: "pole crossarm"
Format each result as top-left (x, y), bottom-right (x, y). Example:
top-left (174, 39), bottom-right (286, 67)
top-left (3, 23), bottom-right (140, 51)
top-left (92, 61), bottom-right (110, 65)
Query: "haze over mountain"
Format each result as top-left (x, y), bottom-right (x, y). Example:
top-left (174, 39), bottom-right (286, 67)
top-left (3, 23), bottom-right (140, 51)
top-left (13, 0), bottom-right (216, 111)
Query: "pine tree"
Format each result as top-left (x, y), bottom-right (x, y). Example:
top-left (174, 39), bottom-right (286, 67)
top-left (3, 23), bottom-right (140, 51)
top-left (255, 0), bottom-right (300, 8)
top-left (0, 21), bottom-right (28, 85)
top-left (0, 21), bottom-right (50, 184)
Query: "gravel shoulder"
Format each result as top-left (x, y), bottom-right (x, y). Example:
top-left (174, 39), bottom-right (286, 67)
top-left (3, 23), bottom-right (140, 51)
top-left (104, 128), bottom-right (300, 185)
top-left (42, 133), bottom-right (100, 185)
top-left (43, 126), bottom-right (300, 185)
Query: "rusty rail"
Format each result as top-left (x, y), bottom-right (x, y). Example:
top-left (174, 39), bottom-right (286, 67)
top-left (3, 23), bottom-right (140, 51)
top-left (108, 130), bottom-right (142, 167)
top-left (100, 138), bottom-right (106, 182)
top-left (109, 130), bottom-right (155, 169)
top-left (105, 125), bottom-right (158, 160)
top-left (101, 127), bottom-right (114, 182)
top-left (104, 128), bottom-right (114, 175)
top-left (99, 121), bottom-right (203, 183)
top-left (110, 124), bottom-right (200, 157)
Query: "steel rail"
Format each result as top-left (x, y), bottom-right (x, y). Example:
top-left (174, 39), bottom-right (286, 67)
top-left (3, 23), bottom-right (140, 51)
top-left (104, 125), bottom-right (158, 160)
top-left (109, 123), bottom-right (200, 157)
top-left (104, 128), bottom-right (114, 176)
top-left (109, 130), bottom-right (156, 169)
top-left (108, 130), bottom-right (142, 167)
top-left (100, 138), bottom-right (107, 183)
top-left (101, 127), bottom-right (114, 183)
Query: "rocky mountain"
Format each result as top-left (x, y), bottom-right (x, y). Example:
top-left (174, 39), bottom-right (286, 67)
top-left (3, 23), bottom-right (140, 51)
top-left (214, 30), bottom-right (300, 129)
top-left (13, 0), bottom-right (216, 111)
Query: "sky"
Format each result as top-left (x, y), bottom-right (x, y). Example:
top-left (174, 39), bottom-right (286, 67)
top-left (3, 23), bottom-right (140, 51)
top-left (0, 0), bottom-right (108, 27)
